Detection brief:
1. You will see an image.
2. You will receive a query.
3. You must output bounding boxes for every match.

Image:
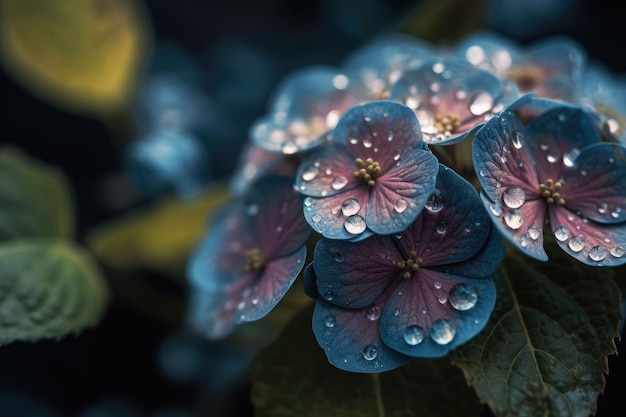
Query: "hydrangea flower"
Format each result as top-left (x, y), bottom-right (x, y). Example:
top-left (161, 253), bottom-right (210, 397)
top-left (306, 165), bottom-right (503, 372)
top-left (473, 98), bottom-right (626, 266)
top-left (187, 175), bottom-right (311, 338)
top-left (296, 100), bottom-right (439, 241)
top-left (389, 58), bottom-right (518, 145)
top-left (250, 67), bottom-right (370, 154)
top-left (456, 31), bottom-right (586, 101)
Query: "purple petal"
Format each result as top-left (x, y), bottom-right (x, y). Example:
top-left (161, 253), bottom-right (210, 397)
top-left (313, 236), bottom-right (401, 309)
top-left (480, 192), bottom-right (548, 261)
top-left (472, 111), bottom-right (540, 203)
top-left (379, 268), bottom-right (496, 357)
top-left (560, 143), bottom-right (626, 224)
top-left (549, 205), bottom-right (626, 266)
top-left (312, 289), bottom-right (412, 373)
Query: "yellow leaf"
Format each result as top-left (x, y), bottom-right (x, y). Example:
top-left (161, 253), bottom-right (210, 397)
top-left (0, 0), bottom-right (151, 116)
top-left (86, 183), bottom-right (231, 274)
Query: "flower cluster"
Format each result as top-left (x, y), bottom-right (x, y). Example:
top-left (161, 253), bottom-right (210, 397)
top-left (187, 30), bottom-right (626, 373)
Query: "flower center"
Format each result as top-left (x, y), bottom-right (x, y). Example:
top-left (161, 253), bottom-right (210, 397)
top-left (354, 157), bottom-right (382, 187)
top-left (508, 66), bottom-right (543, 92)
top-left (244, 248), bottom-right (266, 272)
top-left (397, 250), bottom-right (423, 279)
top-left (539, 179), bottom-right (565, 205)
top-left (434, 112), bottom-right (461, 133)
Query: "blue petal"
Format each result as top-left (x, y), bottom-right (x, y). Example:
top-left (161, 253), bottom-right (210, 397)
top-left (303, 263), bottom-right (319, 299)
top-left (455, 30), bottom-right (520, 77)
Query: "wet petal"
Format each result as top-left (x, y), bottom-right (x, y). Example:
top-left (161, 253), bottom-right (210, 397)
top-left (312, 295), bottom-right (412, 373)
top-left (303, 263), bottom-right (319, 299)
top-left (472, 110), bottom-right (540, 203)
top-left (480, 192), bottom-right (548, 261)
top-left (560, 143), bottom-right (626, 224)
top-left (237, 246), bottom-right (307, 322)
top-left (367, 149), bottom-right (438, 235)
top-left (455, 31), bottom-right (519, 77)
top-left (313, 236), bottom-right (401, 309)
top-left (525, 106), bottom-right (601, 183)
top-left (379, 268), bottom-right (496, 357)
top-left (549, 206), bottom-right (626, 267)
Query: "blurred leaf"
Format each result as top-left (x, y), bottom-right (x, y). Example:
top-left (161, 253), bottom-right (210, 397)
top-left (0, 239), bottom-right (109, 344)
top-left (0, 0), bottom-right (150, 116)
top-left (252, 304), bottom-right (481, 417)
top-left (86, 183), bottom-right (231, 274)
top-left (450, 245), bottom-right (621, 417)
top-left (0, 148), bottom-right (74, 241)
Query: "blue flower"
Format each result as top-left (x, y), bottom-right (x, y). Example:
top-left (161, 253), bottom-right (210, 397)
top-left (295, 100), bottom-right (439, 241)
top-left (473, 96), bottom-right (626, 266)
top-left (187, 175), bottom-right (311, 338)
top-left (306, 165), bottom-right (503, 372)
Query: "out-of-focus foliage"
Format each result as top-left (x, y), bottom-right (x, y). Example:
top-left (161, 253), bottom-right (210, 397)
top-left (0, 0), bottom-right (150, 117)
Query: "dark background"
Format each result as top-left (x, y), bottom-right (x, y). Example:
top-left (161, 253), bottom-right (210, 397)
top-left (1, 0), bottom-right (626, 416)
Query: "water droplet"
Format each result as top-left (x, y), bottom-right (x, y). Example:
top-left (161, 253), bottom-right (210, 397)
top-left (503, 187), bottom-right (526, 209)
top-left (437, 293), bottom-right (447, 304)
top-left (344, 215), bottom-right (366, 234)
top-left (324, 291), bottom-right (334, 301)
top-left (527, 225), bottom-right (541, 240)
top-left (334, 252), bottom-right (345, 263)
top-left (489, 203), bottom-right (503, 216)
top-left (436, 221), bottom-right (447, 234)
top-left (554, 226), bottom-right (570, 242)
top-left (430, 319), bottom-right (456, 345)
top-left (449, 284), bottom-right (478, 311)
top-left (331, 176), bottom-right (349, 190)
top-left (366, 305), bottom-right (381, 321)
top-left (246, 203), bottom-right (259, 216)
top-left (394, 199), bottom-right (408, 213)
top-left (425, 190), bottom-right (443, 212)
top-left (589, 245), bottom-right (607, 261)
top-left (237, 301), bottom-right (246, 311)
top-left (311, 213), bottom-right (322, 223)
top-left (349, 138), bottom-right (358, 145)
top-left (546, 149), bottom-right (558, 163)
top-left (388, 132), bottom-right (394, 141)
top-left (568, 236), bottom-right (585, 252)
top-left (302, 167), bottom-right (318, 181)
top-left (609, 157), bottom-right (615, 164)
top-left (325, 168), bottom-right (332, 175)
top-left (611, 207), bottom-right (622, 219)
top-left (362, 345), bottom-right (378, 361)
top-left (282, 142), bottom-right (298, 154)
top-left (598, 203), bottom-right (608, 214)
top-left (403, 325), bottom-right (425, 345)
top-left (393, 308), bottom-right (400, 317)
top-left (323, 315), bottom-right (336, 328)
top-left (363, 139), bottom-right (373, 148)
top-left (563, 148), bottom-right (580, 167)
top-left (479, 169), bottom-right (487, 177)
top-left (504, 209), bottom-right (523, 229)
top-left (469, 92), bottom-right (494, 116)
top-left (304, 197), bottom-right (313, 207)
top-left (512, 131), bottom-right (524, 149)
top-left (341, 198), bottom-right (361, 216)
top-left (393, 151), bottom-right (401, 161)
top-left (276, 225), bottom-right (283, 233)
top-left (610, 245), bottom-right (625, 258)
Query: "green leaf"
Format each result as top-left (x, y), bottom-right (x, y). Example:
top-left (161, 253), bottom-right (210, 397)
top-left (450, 244), bottom-right (622, 417)
top-left (0, 0), bottom-right (150, 116)
top-left (0, 148), bottom-right (74, 241)
top-left (252, 305), bottom-right (482, 417)
top-left (0, 239), bottom-right (109, 344)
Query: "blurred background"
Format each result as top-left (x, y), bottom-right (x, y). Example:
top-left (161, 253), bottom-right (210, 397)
top-left (1, 0), bottom-right (626, 416)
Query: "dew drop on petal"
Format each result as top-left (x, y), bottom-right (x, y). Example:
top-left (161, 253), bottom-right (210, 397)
top-left (568, 236), bottom-right (585, 252)
top-left (282, 142), bottom-right (298, 154)
top-left (363, 139), bottom-right (373, 148)
top-left (554, 226), bottom-right (570, 242)
top-left (304, 197), bottom-right (313, 207)
top-left (511, 131), bottom-right (524, 149)
top-left (394, 198), bottom-right (408, 213)
top-left (393, 308), bottom-right (400, 317)
top-left (341, 198), bottom-right (361, 216)
top-left (598, 203), bottom-right (608, 214)
top-left (344, 215), bottom-right (367, 234)
top-left (312, 213), bottom-right (322, 223)
top-left (449, 284), bottom-right (478, 311)
top-left (469, 92), bottom-right (494, 116)
top-left (433, 281), bottom-right (442, 289)
top-left (301, 167), bottom-right (318, 181)
top-left (436, 221), bottom-right (447, 234)
top-left (393, 151), bottom-right (401, 161)
top-left (527, 225), bottom-right (541, 240)
top-left (331, 176), bottom-right (349, 190)
top-left (349, 138), bottom-right (358, 145)
top-left (403, 325), bottom-right (425, 345)
top-left (589, 245), bottom-right (608, 261)
top-left (334, 252), bottom-right (345, 263)
top-left (324, 291), bottom-right (334, 301)
top-left (425, 190), bottom-right (443, 212)
top-left (362, 345), bottom-right (378, 361)
top-left (503, 187), bottom-right (526, 209)
top-left (611, 207), bottom-right (622, 219)
top-left (323, 315), bottom-right (336, 328)
top-left (366, 305), bottom-right (381, 321)
top-left (504, 209), bottom-right (523, 229)
top-left (610, 245), bottom-right (625, 258)
top-left (430, 319), bottom-right (456, 345)
top-left (563, 148), bottom-right (580, 167)
top-left (489, 203), bottom-right (503, 216)
top-left (546, 149), bottom-right (559, 163)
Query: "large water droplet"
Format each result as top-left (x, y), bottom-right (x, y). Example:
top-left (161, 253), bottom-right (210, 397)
top-left (589, 245), bottom-right (608, 261)
top-left (362, 345), bottom-right (378, 361)
top-left (568, 236), bottom-right (585, 252)
top-left (563, 148), bottom-right (580, 167)
top-left (469, 92), bottom-right (494, 115)
top-left (503, 187), bottom-right (526, 209)
top-left (394, 199), bottom-right (408, 213)
top-left (403, 325), bottom-right (425, 345)
top-left (341, 199), bottom-right (361, 216)
top-left (527, 225), bottom-right (541, 240)
top-left (425, 190), bottom-right (444, 212)
top-left (610, 245), bottom-right (625, 258)
top-left (430, 319), bottom-right (456, 345)
top-left (331, 176), bottom-right (349, 190)
top-left (302, 167), bottom-right (318, 181)
top-left (363, 139), bottom-right (373, 148)
top-left (344, 215), bottom-right (367, 234)
top-left (323, 315), bottom-right (336, 328)
top-left (554, 226), bottom-right (570, 242)
top-left (504, 209), bottom-right (523, 229)
top-left (489, 203), bottom-right (503, 216)
top-left (366, 305), bottom-right (381, 321)
top-left (449, 284), bottom-right (478, 311)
